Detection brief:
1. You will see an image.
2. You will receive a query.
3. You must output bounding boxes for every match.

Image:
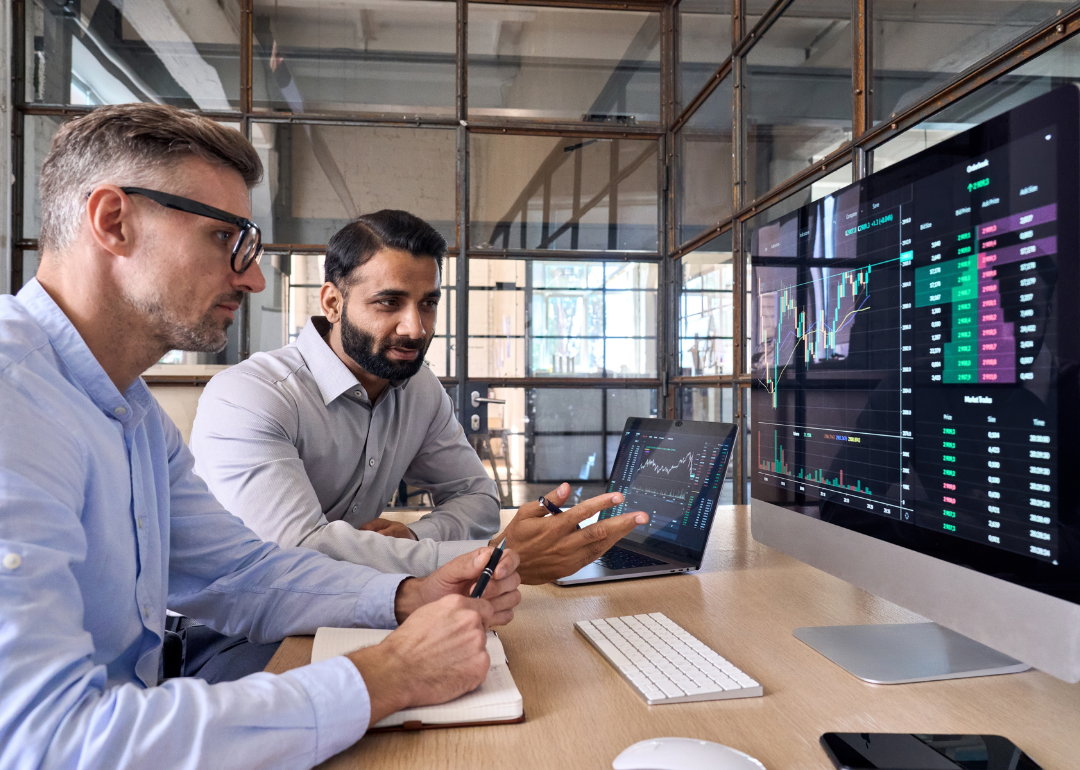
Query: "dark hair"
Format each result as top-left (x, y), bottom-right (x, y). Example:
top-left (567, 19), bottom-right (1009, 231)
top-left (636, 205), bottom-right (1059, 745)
top-left (324, 210), bottom-right (447, 288)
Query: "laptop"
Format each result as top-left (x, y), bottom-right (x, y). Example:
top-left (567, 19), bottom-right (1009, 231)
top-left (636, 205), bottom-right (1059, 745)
top-left (556, 417), bottom-right (739, 586)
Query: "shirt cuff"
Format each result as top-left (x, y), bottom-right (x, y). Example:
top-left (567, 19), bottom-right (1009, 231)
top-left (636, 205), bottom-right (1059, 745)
top-left (284, 656), bottom-right (370, 764)
top-left (354, 572), bottom-right (411, 630)
top-left (405, 517), bottom-right (444, 543)
top-left (429, 538), bottom-right (488, 569)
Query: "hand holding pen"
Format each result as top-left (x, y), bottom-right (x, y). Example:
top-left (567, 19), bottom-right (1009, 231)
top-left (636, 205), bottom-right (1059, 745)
top-left (394, 544), bottom-right (521, 628)
top-left (471, 537), bottom-right (508, 598)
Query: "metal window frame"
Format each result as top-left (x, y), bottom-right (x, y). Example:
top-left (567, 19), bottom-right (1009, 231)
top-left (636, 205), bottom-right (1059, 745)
top-left (10, 0), bottom-right (1080, 504)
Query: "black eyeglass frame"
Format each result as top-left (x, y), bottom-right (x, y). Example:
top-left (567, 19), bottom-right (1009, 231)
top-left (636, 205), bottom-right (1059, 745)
top-left (119, 186), bottom-right (263, 274)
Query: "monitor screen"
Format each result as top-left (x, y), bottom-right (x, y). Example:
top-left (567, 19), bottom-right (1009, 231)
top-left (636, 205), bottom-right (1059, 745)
top-left (750, 85), bottom-right (1080, 605)
top-left (600, 418), bottom-right (737, 562)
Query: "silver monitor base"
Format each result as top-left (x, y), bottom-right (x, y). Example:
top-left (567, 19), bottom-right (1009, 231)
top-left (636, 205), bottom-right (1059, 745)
top-left (793, 623), bottom-right (1031, 684)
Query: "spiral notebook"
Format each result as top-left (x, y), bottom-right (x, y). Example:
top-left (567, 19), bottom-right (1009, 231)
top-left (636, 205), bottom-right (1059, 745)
top-left (311, 627), bottom-right (525, 731)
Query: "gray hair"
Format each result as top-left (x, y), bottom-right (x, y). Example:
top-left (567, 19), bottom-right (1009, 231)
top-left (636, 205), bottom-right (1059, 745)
top-left (39, 103), bottom-right (262, 253)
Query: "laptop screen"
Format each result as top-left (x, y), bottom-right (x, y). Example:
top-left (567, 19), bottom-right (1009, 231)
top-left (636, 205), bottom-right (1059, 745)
top-left (598, 418), bottom-right (739, 564)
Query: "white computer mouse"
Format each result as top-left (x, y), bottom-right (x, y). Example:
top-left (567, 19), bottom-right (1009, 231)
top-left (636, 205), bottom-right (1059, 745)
top-left (613, 737), bottom-right (766, 770)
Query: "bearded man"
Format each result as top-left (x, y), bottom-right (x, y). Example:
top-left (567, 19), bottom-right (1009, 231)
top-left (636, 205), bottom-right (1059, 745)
top-left (191, 210), bottom-right (647, 581)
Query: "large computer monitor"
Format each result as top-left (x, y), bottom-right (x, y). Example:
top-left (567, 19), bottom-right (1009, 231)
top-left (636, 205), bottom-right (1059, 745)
top-left (749, 85), bottom-right (1080, 684)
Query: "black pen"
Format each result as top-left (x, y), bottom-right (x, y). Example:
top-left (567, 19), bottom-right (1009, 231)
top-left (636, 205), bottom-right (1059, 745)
top-left (471, 537), bottom-right (507, 599)
top-left (538, 495), bottom-right (562, 515)
top-left (540, 494), bottom-right (585, 530)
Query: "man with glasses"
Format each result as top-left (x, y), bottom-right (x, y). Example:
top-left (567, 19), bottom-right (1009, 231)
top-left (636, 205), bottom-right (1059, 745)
top-left (0, 103), bottom-right (522, 770)
top-left (191, 211), bottom-right (650, 585)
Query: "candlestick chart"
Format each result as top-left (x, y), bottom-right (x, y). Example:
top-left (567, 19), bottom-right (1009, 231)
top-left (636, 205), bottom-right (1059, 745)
top-left (758, 264), bottom-right (875, 408)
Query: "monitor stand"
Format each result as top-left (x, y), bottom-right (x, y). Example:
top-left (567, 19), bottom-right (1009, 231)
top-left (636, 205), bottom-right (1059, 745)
top-left (793, 623), bottom-right (1031, 684)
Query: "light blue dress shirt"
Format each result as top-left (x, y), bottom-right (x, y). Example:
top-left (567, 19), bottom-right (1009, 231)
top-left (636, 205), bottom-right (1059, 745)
top-left (0, 280), bottom-right (410, 770)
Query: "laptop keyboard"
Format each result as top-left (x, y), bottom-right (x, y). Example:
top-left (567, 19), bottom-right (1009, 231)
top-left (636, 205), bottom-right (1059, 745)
top-left (576, 613), bottom-right (763, 705)
top-left (595, 545), bottom-right (666, 570)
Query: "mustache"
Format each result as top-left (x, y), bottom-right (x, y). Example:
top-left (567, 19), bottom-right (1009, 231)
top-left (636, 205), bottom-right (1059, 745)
top-left (212, 291), bottom-right (245, 307)
top-left (379, 336), bottom-right (426, 352)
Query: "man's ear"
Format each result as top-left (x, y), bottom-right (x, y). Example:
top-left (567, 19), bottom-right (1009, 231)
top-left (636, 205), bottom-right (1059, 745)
top-left (86, 185), bottom-right (137, 258)
top-left (320, 281), bottom-right (345, 323)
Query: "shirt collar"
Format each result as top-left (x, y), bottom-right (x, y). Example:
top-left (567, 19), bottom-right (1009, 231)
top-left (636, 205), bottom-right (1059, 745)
top-left (295, 315), bottom-right (412, 408)
top-left (296, 318), bottom-right (359, 405)
top-left (16, 278), bottom-right (152, 426)
top-left (296, 317), bottom-right (411, 406)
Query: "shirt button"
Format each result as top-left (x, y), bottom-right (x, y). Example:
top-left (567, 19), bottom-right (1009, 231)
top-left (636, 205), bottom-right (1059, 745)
top-left (354, 390), bottom-right (362, 397)
top-left (114, 406), bottom-right (127, 416)
top-left (3, 553), bottom-right (21, 570)
top-left (143, 605), bottom-right (151, 618)
top-left (368, 458), bottom-right (375, 467)
top-left (137, 517), bottom-right (144, 529)
top-left (351, 505), bottom-right (358, 512)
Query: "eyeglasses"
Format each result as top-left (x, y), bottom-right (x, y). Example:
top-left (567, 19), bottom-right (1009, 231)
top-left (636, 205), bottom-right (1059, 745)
top-left (120, 187), bottom-right (263, 274)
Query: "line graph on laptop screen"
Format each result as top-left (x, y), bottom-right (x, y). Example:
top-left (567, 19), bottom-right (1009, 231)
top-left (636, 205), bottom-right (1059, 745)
top-left (603, 429), bottom-right (732, 545)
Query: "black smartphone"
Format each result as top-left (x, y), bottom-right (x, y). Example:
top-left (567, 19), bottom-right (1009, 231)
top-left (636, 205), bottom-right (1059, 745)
top-left (820, 733), bottom-right (1043, 770)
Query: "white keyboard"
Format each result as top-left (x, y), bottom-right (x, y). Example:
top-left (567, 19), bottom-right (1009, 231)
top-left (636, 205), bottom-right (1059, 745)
top-left (575, 613), bottom-right (763, 705)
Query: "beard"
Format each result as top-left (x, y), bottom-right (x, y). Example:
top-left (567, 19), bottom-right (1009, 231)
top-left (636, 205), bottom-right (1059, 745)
top-left (125, 285), bottom-right (241, 354)
top-left (339, 300), bottom-right (431, 381)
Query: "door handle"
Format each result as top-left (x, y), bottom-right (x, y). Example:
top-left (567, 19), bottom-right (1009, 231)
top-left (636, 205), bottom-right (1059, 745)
top-left (471, 391), bottom-right (506, 408)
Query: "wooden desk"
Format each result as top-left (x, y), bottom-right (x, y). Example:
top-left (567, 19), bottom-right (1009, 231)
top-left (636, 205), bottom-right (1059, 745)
top-left (267, 506), bottom-right (1080, 769)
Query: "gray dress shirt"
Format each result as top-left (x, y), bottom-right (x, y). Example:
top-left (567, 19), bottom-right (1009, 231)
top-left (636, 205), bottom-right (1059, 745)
top-left (190, 317), bottom-right (500, 575)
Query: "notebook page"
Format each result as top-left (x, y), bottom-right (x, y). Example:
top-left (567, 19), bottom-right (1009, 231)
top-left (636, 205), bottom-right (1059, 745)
top-left (311, 627), bottom-right (506, 664)
top-left (372, 658), bottom-right (522, 728)
top-left (310, 627), bottom-right (521, 726)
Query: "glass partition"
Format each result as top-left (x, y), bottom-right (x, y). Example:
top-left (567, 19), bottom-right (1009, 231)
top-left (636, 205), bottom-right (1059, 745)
top-left (20, 114), bottom-right (65, 241)
top-left (469, 259), bottom-right (527, 378)
top-left (479, 386), bottom-right (656, 487)
top-left (469, 258), bottom-right (657, 378)
top-left (872, 1), bottom-right (1062, 124)
top-left (744, 0), bottom-right (852, 202)
top-left (252, 0), bottom-right (456, 115)
top-left (468, 4), bottom-right (661, 124)
top-left (25, 0), bottom-right (241, 109)
top-left (677, 0), bottom-right (732, 113)
top-left (678, 231), bottom-right (734, 376)
top-left (250, 123), bottom-right (456, 247)
top-left (531, 388), bottom-right (658, 482)
top-left (679, 386), bottom-right (733, 423)
top-left (470, 133), bottom-right (659, 252)
top-left (675, 75), bottom-right (734, 247)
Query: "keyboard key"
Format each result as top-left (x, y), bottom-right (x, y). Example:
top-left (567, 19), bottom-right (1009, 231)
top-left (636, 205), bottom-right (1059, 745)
top-left (657, 681), bottom-right (685, 698)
